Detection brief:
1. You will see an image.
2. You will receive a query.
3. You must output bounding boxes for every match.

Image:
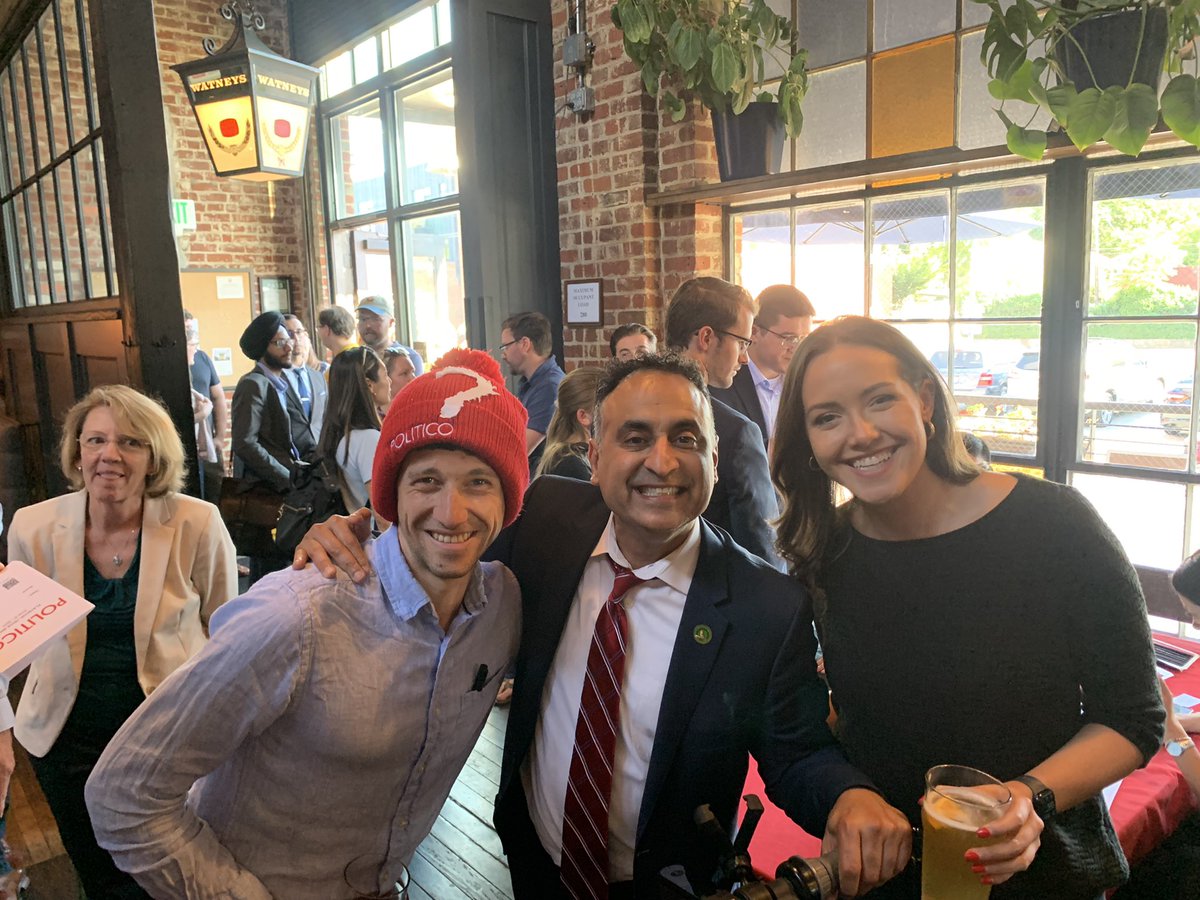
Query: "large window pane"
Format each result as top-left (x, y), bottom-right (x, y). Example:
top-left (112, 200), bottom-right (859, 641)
top-left (799, 0), bottom-right (867, 69)
top-left (955, 180), bottom-right (1045, 318)
top-left (1071, 472), bottom-right (1185, 568)
top-left (870, 192), bottom-right (951, 319)
top-left (24, 32), bottom-right (49, 170)
top-left (40, 7), bottom-right (70, 160)
top-left (39, 173), bottom-right (65, 303)
top-left (395, 72), bottom-right (458, 206)
top-left (1079, 322), bottom-right (1192, 470)
top-left (79, 0), bottom-right (99, 129)
top-left (330, 220), bottom-right (391, 309)
top-left (59, 0), bottom-right (91, 143)
top-left (352, 36), bottom-right (379, 85)
top-left (11, 55), bottom-right (34, 179)
top-left (953, 324), bottom-right (1041, 458)
top-left (386, 6), bottom-right (437, 70)
top-left (10, 193), bottom-right (35, 304)
top-left (731, 210), bottom-right (790, 300)
top-left (94, 140), bottom-right (116, 295)
top-left (1088, 161), bottom-right (1200, 318)
top-left (795, 201), bottom-right (866, 319)
top-left (57, 163), bottom-right (86, 301)
top-left (322, 50), bottom-right (353, 99)
top-left (75, 143), bottom-right (106, 297)
top-left (794, 63), bottom-right (865, 170)
top-left (329, 99), bottom-right (385, 218)
top-left (402, 210), bottom-right (464, 361)
top-left (0, 71), bottom-right (18, 191)
top-left (871, 37), bottom-right (956, 157)
top-left (875, 0), bottom-right (956, 52)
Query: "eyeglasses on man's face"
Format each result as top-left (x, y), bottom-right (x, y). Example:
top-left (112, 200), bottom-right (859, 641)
top-left (497, 338), bottom-right (521, 353)
top-left (269, 337), bottom-right (294, 349)
top-left (761, 326), bottom-right (802, 348)
top-left (714, 329), bottom-right (754, 354)
top-left (79, 434), bottom-right (149, 454)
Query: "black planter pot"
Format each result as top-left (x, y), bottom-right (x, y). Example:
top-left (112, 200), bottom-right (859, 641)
top-left (711, 102), bottom-right (786, 182)
top-left (1055, 6), bottom-right (1167, 91)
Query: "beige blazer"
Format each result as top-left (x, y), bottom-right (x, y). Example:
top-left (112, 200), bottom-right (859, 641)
top-left (8, 490), bottom-right (238, 757)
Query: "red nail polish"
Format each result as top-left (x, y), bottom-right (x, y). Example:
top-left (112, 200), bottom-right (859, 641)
top-left (977, 827), bottom-right (991, 839)
top-left (981, 876), bottom-right (993, 885)
top-left (971, 865), bottom-right (985, 874)
top-left (964, 851), bottom-right (981, 863)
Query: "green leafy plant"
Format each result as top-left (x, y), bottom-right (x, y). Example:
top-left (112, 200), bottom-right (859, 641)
top-left (611, 0), bottom-right (809, 138)
top-left (975, 0), bottom-right (1200, 160)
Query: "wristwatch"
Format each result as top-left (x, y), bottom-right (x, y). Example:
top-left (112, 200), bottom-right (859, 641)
top-left (1014, 774), bottom-right (1056, 820)
top-left (1167, 737), bottom-right (1195, 757)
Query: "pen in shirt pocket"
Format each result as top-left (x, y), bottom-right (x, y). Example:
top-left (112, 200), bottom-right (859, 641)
top-left (471, 664), bottom-right (488, 692)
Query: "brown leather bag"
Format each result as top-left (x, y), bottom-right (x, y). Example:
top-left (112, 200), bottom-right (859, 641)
top-left (218, 478), bottom-right (285, 557)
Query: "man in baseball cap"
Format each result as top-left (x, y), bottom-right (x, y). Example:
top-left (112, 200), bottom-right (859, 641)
top-left (355, 296), bottom-right (425, 375)
top-left (85, 349), bottom-right (529, 899)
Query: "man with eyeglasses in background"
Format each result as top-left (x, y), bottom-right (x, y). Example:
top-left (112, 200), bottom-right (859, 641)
top-left (665, 277), bottom-right (782, 569)
top-left (710, 284), bottom-right (814, 450)
top-left (231, 311), bottom-right (318, 583)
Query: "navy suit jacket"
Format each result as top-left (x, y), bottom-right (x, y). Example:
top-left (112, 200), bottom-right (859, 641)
top-left (710, 366), bottom-right (768, 451)
top-left (705, 397), bottom-right (782, 569)
top-left (486, 477), bottom-right (873, 896)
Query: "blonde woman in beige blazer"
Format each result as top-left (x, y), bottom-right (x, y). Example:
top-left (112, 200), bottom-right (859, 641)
top-left (6, 384), bottom-right (236, 900)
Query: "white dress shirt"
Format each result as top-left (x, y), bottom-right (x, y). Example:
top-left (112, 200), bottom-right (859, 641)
top-left (524, 515), bottom-right (701, 881)
top-left (747, 357), bottom-right (783, 439)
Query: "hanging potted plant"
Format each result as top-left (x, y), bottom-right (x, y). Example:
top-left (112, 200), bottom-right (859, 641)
top-left (975, 0), bottom-right (1200, 161)
top-left (612, 0), bottom-right (809, 181)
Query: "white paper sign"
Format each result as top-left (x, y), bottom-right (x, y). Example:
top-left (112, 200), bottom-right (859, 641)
top-left (0, 561), bottom-right (94, 679)
top-left (565, 280), bottom-right (602, 325)
top-left (211, 347), bottom-right (233, 377)
top-left (216, 275), bottom-right (245, 300)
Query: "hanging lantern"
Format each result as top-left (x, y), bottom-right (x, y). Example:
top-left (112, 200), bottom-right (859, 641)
top-left (172, 2), bottom-right (318, 181)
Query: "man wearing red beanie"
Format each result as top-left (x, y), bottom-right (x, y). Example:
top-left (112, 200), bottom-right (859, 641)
top-left (84, 350), bottom-right (530, 899)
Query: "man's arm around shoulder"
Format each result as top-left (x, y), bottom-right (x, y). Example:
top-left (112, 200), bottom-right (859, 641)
top-left (85, 580), bottom-right (315, 899)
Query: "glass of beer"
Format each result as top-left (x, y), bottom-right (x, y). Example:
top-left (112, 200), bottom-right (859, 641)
top-left (921, 764), bottom-right (1011, 900)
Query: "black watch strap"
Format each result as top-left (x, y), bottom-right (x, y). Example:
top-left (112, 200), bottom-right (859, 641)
top-left (1014, 774), bottom-right (1056, 819)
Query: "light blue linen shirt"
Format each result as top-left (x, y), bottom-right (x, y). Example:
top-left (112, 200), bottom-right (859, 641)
top-left (85, 529), bottom-right (520, 899)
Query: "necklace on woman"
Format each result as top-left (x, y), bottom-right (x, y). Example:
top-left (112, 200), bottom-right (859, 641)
top-left (111, 527), bottom-right (140, 568)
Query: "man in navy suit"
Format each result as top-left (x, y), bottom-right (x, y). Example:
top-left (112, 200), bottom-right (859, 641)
top-left (295, 354), bottom-right (911, 900)
top-left (711, 284), bottom-right (814, 450)
top-left (665, 277), bottom-right (783, 569)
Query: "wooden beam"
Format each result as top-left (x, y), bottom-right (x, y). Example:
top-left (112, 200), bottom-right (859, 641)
top-left (90, 0), bottom-right (199, 495)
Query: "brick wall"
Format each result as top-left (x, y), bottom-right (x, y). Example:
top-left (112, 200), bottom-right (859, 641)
top-left (550, 1), bottom-right (722, 368)
top-left (153, 0), bottom-right (311, 314)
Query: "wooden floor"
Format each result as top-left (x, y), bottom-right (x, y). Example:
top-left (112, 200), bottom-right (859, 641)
top-left (7, 705), bottom-right (514, 899)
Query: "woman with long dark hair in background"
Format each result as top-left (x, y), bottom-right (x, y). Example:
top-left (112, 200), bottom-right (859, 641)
top-left (317, 347), bottom-right (389, 532)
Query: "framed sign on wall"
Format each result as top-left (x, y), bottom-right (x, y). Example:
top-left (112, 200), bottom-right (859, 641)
top-left (260, 276), bottom-right (292, 314)
top-left (564, 279), bottom-right (603, 326)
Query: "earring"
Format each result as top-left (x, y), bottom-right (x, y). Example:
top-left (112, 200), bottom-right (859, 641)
top-left (924, 420), bottom-right (936, 440)
top-left (76, 465), bottom-right (82, 471)
top-left (808, 456), bottom-right (821, 471)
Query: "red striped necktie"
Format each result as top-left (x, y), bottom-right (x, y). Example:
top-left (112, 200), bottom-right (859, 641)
top-left (560, 556), bottom-right (646, 900)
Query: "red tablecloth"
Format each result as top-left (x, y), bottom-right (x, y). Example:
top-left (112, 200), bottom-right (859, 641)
top-left (744, 634), bottom-right (1200, 875)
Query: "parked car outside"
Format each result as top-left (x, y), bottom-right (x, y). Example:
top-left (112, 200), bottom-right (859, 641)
top-left (1162, 377), bottom-right (1192, 436)
top-left (930, 349), bottom-right (1010, 396)
top-left (1006, 348), bottom-right (1167, 425)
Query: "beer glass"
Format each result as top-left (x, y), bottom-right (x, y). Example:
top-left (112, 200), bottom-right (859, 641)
top-left (921, 764), bottom-right (1011, 900)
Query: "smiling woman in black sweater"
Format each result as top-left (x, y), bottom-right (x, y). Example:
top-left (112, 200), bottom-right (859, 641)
top-left (772, 316), bottom-right (1164, 900)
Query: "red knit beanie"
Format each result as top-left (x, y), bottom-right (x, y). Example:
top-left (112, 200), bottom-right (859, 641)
top-left (371, 348), bottom-right (530, 527)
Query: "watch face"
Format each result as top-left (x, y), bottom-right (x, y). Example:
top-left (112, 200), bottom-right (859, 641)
top-left (1168, 740), bottom-right (1189, 758)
